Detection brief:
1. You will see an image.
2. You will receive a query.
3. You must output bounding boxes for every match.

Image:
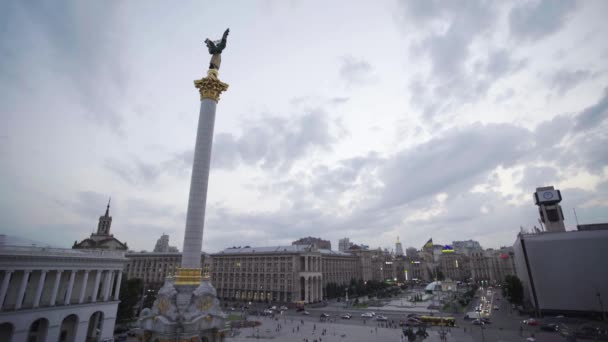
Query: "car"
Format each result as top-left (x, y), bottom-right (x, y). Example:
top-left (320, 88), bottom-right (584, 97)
top-left (263, 309), bottom-right (273, 315)
top-left (320, 313), bottom-right (330, 318)
top-left (114, 334), bottom-right (127, 342)
top-left (407, 313), bottom-right (419, 318)
top-left (270, 306), bottom-right (277, 310)
top-left (523, 318), bottom-right (539, 326)
top-left (301, 311), bottom-right (310, 315)
top-left (340, 313), bottom-right (352, 319)
top-left (280, 306), bottom-right (288, 311)
top-left (540, 322), bottom-right (559, 332)
top-left (493, 305), bottom-right (499, 310)
top-left (481, 318), bottom-right (491, 324)
top-left (361, 312), bottom-right (374, 318)
top-left (471, 319), bottom-right (485, 325)
top-left (376, 315), bottom-right (388, 321)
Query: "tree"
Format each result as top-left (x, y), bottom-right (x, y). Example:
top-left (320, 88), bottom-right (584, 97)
top-left (503, 275), bottom-right (524, 305)
top-left (436, 270), bottom-right (445, 281)
top-left (116, 276), bottom-right (143, 323)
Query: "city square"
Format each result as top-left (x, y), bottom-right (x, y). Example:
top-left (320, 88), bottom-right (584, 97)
top-left (2, 1), bottom-right (608, 341)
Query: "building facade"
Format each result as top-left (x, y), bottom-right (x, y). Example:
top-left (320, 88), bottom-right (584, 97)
top-left (124, 252), bottom-right (210, 290)
top-left (438, 252), bottom-right (470, 282)
top-left (0, 245), bottom-right (126, 342)
top-left (210, 245), bottom-right (358, 303)
top-left (513, 228), bottom-right (608, 316)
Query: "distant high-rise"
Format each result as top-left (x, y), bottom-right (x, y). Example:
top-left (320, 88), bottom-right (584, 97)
top-left (338, 238), bottom-right (352, 252)
top-left (292, 236), bottom-right (331, 250)
top-left (452, 240), bottom-right (482, 256)
top-left (395, 236), bottom-right (404, 256)
top-left (154, 234), bottom-right (169, 252)
top-left (406, 247), bottom-right (418, 258)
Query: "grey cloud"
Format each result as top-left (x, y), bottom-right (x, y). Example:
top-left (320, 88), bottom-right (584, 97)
top-left (549, 69), bottom-right (595, 95)
top-left (402, 2), bottom-right (529, 121)
top-left (377, 123), bottom-right (532, 208)
top-left (105, 158), bottom-right (160, 186)
top-left (54, 191), bottom-right (111, 222)
top-left (0, 2), bottom-right (129, 134)
top-left (574, 87), bottom-right (608, 131)
top-left (212, 110), bottom-right (337, 171)
top-left (339, 56), bottom-right (374, 85)
top-left (517, 166), bottom-right (560, 191)
top-left (509, 0), bottom-right (577, 42)
top-left (158, 110), bottom-right (339, 176)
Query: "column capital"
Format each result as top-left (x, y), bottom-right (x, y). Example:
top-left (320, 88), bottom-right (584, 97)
top-left (194, 70), bottom-right (229, 102)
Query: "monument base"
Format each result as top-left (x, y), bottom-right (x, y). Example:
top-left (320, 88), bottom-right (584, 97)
top-left (137, 279), bottom-right (227, 342)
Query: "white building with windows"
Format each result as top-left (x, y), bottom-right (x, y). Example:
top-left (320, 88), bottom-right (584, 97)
top-left (0, 244), bottom-right (126, 342)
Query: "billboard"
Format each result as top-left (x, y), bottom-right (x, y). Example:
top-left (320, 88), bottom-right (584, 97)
top-left (534, 189), bottom-right (562, 205)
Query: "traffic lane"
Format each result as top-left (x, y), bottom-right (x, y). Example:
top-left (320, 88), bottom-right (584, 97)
top-left (282, 310), bottom-right (406, 324)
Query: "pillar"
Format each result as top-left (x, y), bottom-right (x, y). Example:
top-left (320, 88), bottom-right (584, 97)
top-left (181, 72), bottom-right (228, 270)
top-left (305, 276), bottom-right (309, 303)
top-left (92, 270), bottom-right (102, 303)
top-left (49, 270), bottom-right (63, 306)
top-left (15, 270), bottom-right (31, 310)
top-left (113, 271), bottom-right (123, 300)
top-left (79, 271), bottom-right (90, 304)
top-left (33, 270), bottom-right (48, 308)
top-left (103, 270), bottom-right (112, 301)
top-left (0, 270), bottom-right (13, 309)
top-left (305, 257), bottom-right (308, 272)
top-left (64, 270), bottom-right (76, 305)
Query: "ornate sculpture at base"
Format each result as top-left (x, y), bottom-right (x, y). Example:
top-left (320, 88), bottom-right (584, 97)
top-left (137, 279), bottom-right (227, 342)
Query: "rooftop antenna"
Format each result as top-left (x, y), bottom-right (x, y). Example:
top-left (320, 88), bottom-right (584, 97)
top-left (573, 208), bottom-right (580, 227)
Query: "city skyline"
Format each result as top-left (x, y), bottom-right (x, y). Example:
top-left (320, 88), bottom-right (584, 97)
top-left (2, 1), bottom-right (608, 253)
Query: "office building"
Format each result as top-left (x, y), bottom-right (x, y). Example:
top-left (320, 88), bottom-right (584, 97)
top-left (292, 237), bottom-right (331, 250)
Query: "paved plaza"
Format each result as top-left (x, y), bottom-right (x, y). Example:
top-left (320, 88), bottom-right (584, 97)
top-left (224, 315), bottom-right (470, 342)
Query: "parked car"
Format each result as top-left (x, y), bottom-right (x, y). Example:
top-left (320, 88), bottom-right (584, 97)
top-left (320, 313), bottom-right (330, 318)
top-left (301, 311), bottom-right (310, 315)
top-left (280, 306), bottom-right (288, 311)
top-left (407, 313), bottom-right (419, 318)
top-left (376, 315), bottom-right (388, 321)
top-left (471, 319), bottom-right (484, 325)
top-left (493, 305), bottom-right (499, 310)
top-left (114, 334), bottom-right (127, 342)
top-left (361, 312), bottom-right (374, 318)
top-left (263, 309), bottom-right (273, 315)
top-left (481, 318), bottom-right (491, 324)
top-left (340, 313), bottom-right (352, 319)
top-left (523, 318), bottom-right (539, 326)
top-left (540, 322), bottom-right (559, 332)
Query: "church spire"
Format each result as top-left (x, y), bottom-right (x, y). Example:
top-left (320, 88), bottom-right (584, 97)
top-left (105, 197), bottom-right (111, 216)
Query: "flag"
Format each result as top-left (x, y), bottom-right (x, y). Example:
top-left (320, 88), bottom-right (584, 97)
top-left (423, 238), bottom-right (433, 249)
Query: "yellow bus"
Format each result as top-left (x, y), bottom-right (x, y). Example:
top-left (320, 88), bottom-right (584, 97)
top-left (417, 316), bottom-right (456, 326)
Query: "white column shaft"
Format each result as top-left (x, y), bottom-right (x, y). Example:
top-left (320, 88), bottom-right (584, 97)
top-left (0, 271), bottom-right (13, 309)
top-left (64, 270), bottom-right (76, 305)
top-left (49, 271), bottom-right (63, 306)
top-left (92, 270), bottom-right (102, 303)
top-left (33, 271), bottom-right (48, 308)
top-left (181, 99), bottom-right (217, 269)
top-left (15, 271), bottom-right (30, 310)
top-left (79, 271), bottom-right (90, 304)
top-left (114, 271), bottom-right (123, 300)
top-left (103, 270), bottom-right (113, 301)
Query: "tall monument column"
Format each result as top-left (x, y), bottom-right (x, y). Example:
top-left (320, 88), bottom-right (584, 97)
top-left (138, 29), bottom-right (230, 342)
top-left (177, 71), bottom-right (229, 279)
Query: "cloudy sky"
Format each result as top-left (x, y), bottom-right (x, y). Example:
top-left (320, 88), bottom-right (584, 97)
top-left (1, 0), bottom-right (607, 253)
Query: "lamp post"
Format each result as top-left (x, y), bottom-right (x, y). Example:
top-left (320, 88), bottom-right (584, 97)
top-left (598, 291), bottom-right (606, 321)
